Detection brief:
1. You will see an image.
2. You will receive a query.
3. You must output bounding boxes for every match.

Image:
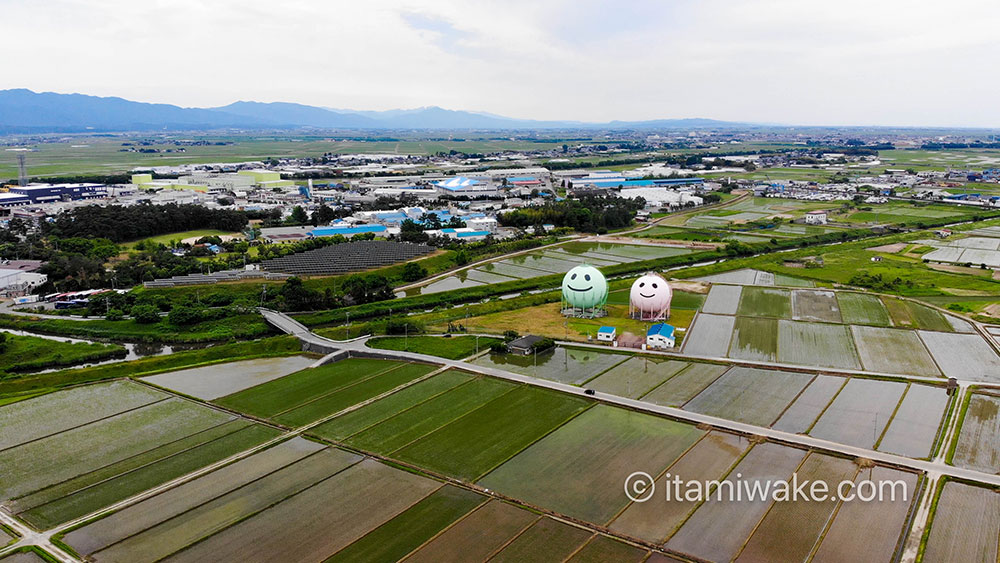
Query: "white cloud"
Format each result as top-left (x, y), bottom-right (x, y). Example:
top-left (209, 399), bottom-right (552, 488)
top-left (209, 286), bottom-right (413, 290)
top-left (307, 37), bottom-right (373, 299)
top-left (1, 0), bottom-right (998, 126)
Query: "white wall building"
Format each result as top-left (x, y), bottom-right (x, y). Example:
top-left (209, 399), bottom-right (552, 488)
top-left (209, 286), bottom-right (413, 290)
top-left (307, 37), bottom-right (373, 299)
top-left (805, 210), bottom-right (828, 225)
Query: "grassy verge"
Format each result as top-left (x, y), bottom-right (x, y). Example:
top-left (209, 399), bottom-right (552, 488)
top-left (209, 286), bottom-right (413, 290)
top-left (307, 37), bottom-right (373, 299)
top-left (366, 335), bottom-right (502, 360)
top-left (0, 335), bottom-right (302, 398)
top-left (0, 314), bottom-right (273, 343)
top-left (944, 389), bottom-right (975, 465)
top-left (0, 333), bottom-right (126, 376)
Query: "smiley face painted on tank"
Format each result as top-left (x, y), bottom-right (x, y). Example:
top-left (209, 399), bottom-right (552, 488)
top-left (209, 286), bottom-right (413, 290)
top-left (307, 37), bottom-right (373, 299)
top-left (629, 272), bottom-right (672, 313)
top-left (561, 265), bottom-right (609, 309)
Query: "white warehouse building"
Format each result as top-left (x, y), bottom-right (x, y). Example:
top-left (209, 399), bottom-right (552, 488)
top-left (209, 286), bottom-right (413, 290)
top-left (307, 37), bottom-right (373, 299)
top-left (620, 187), bottom-right (703, 208)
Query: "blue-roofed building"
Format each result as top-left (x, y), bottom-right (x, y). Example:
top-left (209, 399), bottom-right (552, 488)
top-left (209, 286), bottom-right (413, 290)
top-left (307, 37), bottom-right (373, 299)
top-left (432, 228), bottom-right (490, 241)
top-left (310, 224), bottom-right (387, 238)
top-left (646, 323), bottom-right (676, 349)
top-left (597, 326), bottom-right (617, 342)
top-left (432, 176), bottom-right (499, 196)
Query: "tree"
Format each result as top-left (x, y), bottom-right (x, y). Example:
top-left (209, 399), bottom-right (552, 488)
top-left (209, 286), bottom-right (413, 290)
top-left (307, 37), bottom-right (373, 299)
top-left (105, 308), bottom-right (125, 321)
top-left (399, 219), bottom-right (429, 243)
top-left (278, 277), bottom-right (326, 311)
top-left (168, 304), bottom-right (204, 325)
top-left (288, 206), bottom-right (309, 225)
top-left (311, 204), bottom-right (337, 226)
top-left (419, 213), bottom-right (443, 230)
top-left (131, 304), bottom-right (161, 324)
top-left (0, 332), bottom-right (7, 354)
top-left (401, 262), bottom-right (428, 282)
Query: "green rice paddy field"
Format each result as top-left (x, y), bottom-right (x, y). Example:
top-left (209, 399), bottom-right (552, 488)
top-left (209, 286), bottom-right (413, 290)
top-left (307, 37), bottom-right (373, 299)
top-left (0, 351), bottom-right (950, 563)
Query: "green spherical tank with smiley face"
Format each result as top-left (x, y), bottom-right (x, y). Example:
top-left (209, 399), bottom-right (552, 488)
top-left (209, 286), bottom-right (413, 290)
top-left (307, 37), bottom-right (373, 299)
top-left (561, 264), bottom-right (608, 310)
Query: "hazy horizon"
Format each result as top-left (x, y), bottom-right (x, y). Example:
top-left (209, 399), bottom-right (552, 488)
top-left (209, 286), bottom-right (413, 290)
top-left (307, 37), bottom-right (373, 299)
top-left (4, 0), bottom-right (1000, 128)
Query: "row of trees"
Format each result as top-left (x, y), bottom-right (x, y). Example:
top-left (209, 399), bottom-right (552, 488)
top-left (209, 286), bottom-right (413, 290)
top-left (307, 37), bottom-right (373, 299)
top-left (43, 204), bottom-right (249, 243)
top-left (498, 195), bottom-right (645, 233)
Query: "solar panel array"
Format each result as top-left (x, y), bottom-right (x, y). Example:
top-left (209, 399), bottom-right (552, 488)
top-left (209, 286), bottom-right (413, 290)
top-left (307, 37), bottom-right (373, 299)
top-left (260, 240), bottom-right (435, 276)
top-left (143, 269), bottom-right (293, 288)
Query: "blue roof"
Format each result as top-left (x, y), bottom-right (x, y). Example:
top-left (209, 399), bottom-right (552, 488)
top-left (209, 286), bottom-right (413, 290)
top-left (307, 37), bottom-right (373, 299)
top-left (456, 231), bottom-right (490, 238)
top-left (434, 177), bottom-right (483, 191)
top-left (507, 176), bottom-right (538, 182)
top-left (598, 326), bottom-right (616, 333)
top-left (647, 323), bottom-right (675, 337)
top-left (311, 224), bottom-right (387, 236)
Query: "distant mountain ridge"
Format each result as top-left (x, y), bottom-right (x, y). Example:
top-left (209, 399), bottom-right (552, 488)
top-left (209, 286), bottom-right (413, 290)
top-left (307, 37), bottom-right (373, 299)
top-left (0, 88), bottom-right (749, 133)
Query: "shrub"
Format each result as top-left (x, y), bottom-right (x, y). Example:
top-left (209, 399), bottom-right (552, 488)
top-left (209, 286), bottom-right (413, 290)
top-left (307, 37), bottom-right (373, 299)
top-left (401, 262), bottom-right (428, 282)
top-left (168, 304), bottom-right (204, 325)
top-left (131, 304), bottom-right (161, 324)
top-left (384, 318), bottom-right (424, 335)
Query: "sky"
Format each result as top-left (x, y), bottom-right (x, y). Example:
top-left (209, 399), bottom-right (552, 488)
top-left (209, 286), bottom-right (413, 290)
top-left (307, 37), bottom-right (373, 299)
top-left (3, 0), bottom-right (1000, 127)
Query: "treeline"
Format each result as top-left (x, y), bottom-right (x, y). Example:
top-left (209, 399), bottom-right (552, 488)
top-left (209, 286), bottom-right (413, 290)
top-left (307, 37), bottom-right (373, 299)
top-left (499, 195), bottom-right (644, 233)
top-left (42, 204), bottom-right (249, 243)
top-left (921, 142), bottom-right (1000, 150)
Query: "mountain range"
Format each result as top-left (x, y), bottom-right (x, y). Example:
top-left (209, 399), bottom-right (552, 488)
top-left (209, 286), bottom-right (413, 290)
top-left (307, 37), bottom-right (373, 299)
top-left (0, 89), bottom-right (747, 133)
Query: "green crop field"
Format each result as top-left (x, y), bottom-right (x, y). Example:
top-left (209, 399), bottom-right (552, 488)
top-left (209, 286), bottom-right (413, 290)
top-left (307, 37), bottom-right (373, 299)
top-left (737, 287), bottom-right (791, 318)
top-left (340, 377), bottom-right (516, 454)
top-left (728, 317), bottom-right (778, 362)
top-left (366, 335), bottom-right (501, 360)
top-left (272, 363), bottom-right (437, 427)
top-left (393, 385), bottom-right (590, 480)
top-left (214, 358), bottom-right (421, 421)
top-left (309, 370), bottom-right (473, 441)
top-left (479, 405), bottom-right (705, 524)
top-left (0, 384), bottom-right (281, 528)
top-left (0, 135), bottom-right (571, 180)
top-left (324, 486), bottom-right (486, 563)
top-left (837, 292), bottom-right (892, 326)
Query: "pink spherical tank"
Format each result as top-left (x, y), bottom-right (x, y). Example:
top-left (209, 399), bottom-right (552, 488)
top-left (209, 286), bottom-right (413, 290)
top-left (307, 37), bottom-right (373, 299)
top-left (629, 272), bottom-right (671, 320)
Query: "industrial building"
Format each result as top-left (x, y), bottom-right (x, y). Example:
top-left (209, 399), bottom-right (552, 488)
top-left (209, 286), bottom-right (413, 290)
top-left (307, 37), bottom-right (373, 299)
top-left (7, 183), bottom-right (106, 204)
top-left (433, 176), bottom-right (499, 197)
top-left (0, 268), bottom-right (47, 296)
top-left (132, 170), bottom-right (293, 193)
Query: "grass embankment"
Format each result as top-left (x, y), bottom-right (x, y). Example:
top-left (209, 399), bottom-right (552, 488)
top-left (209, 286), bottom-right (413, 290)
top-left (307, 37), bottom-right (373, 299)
top-left (366, 335), bottom-right (502, 360)
top-left (0, 333), bottom-right (126, 376)
top-left (0, 314), bottom-right (273, 343)
top-left (0, 336), bottom-right (303, 399)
